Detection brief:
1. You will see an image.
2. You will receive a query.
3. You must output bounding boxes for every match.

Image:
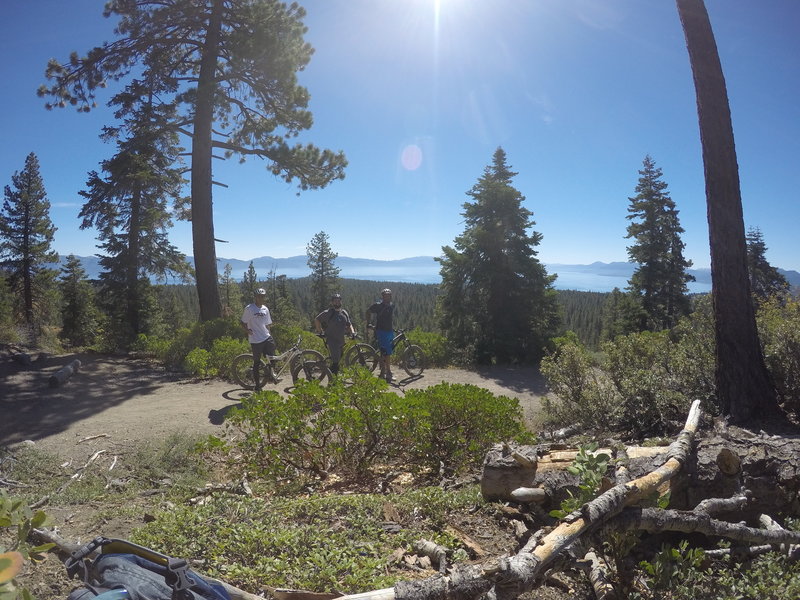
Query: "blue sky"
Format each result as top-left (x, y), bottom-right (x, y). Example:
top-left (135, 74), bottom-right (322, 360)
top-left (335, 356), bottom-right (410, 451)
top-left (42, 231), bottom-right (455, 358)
top-left (1, 0), bottom-right (798, 271)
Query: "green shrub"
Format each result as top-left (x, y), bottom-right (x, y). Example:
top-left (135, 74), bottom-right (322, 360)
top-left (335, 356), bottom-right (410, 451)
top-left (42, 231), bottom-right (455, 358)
top-left (601, 330), bottom-right (692, 436)
top-left (209, 336), bottom-right (249, 380)
top-left (406, 327), bottom-right (450, 367)
top-left (758, 295), bottom-right (800, 418)
top-left (211, 370), bottom-right (533, 482)
top-left (540, 332), bottom-right (619, 431)
top-left (184, 347), bottom-right (212, 377)
top-left (404, 382), bottom-right (535, 474)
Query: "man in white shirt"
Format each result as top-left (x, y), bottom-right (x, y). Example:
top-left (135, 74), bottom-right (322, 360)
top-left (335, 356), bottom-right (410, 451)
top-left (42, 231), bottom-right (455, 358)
top-left (241, 288), bottom-right (278, 390)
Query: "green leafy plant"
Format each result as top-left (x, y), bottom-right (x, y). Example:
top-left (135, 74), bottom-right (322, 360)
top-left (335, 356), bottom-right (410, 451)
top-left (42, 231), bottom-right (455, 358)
top-left (209, 370), bottom-right (533, 483)
top-left (0, 490), bottom-right (55, 600)
top-left (549, 442), bottom-right (610, 519)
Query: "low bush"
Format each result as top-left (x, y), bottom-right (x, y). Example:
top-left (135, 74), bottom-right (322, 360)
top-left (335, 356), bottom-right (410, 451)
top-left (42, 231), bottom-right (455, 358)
top-left (209, 369), bottom-right (533, 483)
top-left (406, 327), bottom-right (450, 368)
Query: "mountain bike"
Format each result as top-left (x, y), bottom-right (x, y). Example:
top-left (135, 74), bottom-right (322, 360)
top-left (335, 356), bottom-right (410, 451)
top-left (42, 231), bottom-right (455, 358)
top-left (343, 326), bottom-right (426, 378)
top-left (230, 335), bottom-right (330, 390)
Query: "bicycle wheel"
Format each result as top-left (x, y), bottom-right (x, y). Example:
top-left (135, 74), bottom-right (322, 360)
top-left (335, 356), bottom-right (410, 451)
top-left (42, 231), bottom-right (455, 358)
top-left (290, 350), bottom-right (330, 384)
top-left (231, 353), bottom-right (266, 390)
top-left (343, 344), bottom-right (380, 373)
top-left (401, 345), bottom-right (426, 377)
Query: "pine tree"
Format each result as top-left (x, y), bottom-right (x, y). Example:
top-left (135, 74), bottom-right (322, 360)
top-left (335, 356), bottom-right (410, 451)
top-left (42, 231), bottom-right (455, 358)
top-left (437, 147), bottom-right (559, 364)
top-left (625, 155), bottom-right (694, 331)
top-left (219, 263), bottom-right (243, 317)
top-left (241, 262), bottom-right (258, 300)
top-left (306, 231), bottom-right (340, 314)
top-left (676, 0), bottom-right (779, 422)
top-left (746, 227), bottom-right (788, 303)
top-left (59, 255), bottom-right (99, 347)
top-left (79, 105), bottom-right (189, 346)
top-left (0, 152), bottom-right (58, 336)
top-left (39, 0), bottom-right (347, 321)
top-left (601, 288), bottom-right (646, 341)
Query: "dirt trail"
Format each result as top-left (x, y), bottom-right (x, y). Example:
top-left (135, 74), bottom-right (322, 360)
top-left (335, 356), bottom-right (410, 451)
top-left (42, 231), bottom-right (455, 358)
top-left (1, 350), bottom-right (547, 462)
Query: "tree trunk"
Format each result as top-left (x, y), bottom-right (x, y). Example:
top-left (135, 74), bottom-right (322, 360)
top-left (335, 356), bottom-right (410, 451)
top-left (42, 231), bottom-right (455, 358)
top-left (675, 0), bottom-right (778, 423)
top-left (192, 0), bottom-right (224, 321)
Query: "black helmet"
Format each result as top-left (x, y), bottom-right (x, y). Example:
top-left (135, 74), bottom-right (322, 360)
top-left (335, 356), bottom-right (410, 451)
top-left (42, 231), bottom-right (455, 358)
top-left (256, 288), bottom-right (266, 295)
top-left (331, 293), bottom-right (342, 300)
top-left (381, 288), bottom-right (392, 295)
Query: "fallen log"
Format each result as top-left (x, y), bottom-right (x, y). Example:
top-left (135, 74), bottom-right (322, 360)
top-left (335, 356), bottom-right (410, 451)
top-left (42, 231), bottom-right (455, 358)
top-left (334, 400), bottom-right (704, 600)
top-left (48, 359), bottom-right (81, 388)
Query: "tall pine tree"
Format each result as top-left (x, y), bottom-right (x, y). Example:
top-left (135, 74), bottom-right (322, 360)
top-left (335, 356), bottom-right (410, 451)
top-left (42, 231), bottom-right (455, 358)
top-left (79, 104), bottom-right (190, 346)
top-left (39, 0), bottom-right (347, 321)
top-left (746, 227), bottom-right (788, 303)
top-left (0, 152), bottom-right (58, 335)
top-left (676, 0), bottom-right (779, 423)
top-left (306, 231), bottom-right (340, 314)
top-left (625, 155), bottom-right (694, 331)
top-left (437, 148), bottom-right (559, 364)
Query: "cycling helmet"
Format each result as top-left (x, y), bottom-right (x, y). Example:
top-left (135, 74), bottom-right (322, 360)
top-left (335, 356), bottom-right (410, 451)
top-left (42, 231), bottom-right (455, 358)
top-left (256, 288), bottom-right (266, 295)
top-left (331, 293), bottom-right (342, 300)
top-left (381, 288), bottom-right (392, 295)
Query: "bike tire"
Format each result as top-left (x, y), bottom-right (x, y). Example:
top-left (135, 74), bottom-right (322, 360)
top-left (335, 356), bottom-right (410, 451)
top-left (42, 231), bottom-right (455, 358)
top-left (290, 350), bottom-right (330, 384)
top-left (401, 345), bottom-right (426, 377)
top-left (231, 353), bottom-right (266, 390)
top-left (343, 343), bottom-right (380, 373)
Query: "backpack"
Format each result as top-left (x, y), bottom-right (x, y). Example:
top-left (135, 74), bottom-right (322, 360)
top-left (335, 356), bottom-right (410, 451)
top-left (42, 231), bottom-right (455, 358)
top-left (64, 537), bottom-right (232, 600)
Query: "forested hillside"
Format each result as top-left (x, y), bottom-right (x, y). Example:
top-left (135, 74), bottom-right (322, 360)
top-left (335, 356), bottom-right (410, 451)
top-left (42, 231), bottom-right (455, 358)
top-left (555, 290), bottom-right (608, 349)
top-left (157, 278), bottom-right (608, 349)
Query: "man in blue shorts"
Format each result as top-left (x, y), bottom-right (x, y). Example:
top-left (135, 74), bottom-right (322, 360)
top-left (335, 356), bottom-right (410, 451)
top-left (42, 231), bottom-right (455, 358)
top-left (366, 288), bottom-right (394, 381)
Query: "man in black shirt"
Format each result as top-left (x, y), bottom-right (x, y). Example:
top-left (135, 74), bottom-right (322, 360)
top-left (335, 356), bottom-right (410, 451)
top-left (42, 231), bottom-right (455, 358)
top-left (366, 288), bottom-right (394, 381)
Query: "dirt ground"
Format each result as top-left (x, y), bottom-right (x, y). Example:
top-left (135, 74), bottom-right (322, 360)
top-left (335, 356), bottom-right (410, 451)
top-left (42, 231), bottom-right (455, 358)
top-left (0, 348), bottom-right (548, 464)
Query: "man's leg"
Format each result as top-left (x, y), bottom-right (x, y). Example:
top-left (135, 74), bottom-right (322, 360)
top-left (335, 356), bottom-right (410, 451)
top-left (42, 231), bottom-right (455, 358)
top-left (329, 340), bottom-right (344, 375)
top-left (251, 342), bottom-right (263, 391)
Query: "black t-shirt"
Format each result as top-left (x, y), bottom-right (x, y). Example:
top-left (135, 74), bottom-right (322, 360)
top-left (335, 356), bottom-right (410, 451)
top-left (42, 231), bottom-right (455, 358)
top-left (368, 301), bottom-right (394, 331)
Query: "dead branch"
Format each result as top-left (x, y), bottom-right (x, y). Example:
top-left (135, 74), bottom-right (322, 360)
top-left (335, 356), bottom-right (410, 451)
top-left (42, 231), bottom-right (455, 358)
top-left (694, 493), bottom-right (750, 516)
top-left (605, 507), bottom-right (800, 547)
top-left (413, 540), bottom-right (449, 573)
top-left (576, 549), bottom-right (616, 600)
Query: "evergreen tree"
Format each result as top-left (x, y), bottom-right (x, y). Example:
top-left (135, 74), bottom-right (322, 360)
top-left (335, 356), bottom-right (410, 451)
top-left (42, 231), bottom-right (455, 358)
top-left (0, 152), bottom-right (58, 336)
top-left (59, 254), bottom-right (99, 347)
top-left (219, 263), bottom-right (243, 317)
top-left (746, 227), bottom-right (788, 303)
top-left (306, 231), bottom-right (340, 314)
top-left (677, 0), bottom-right (779, 422)
top-left (241, 261), bottom-right (258, 299)
top-left (79, 104), bottom-right (189, 347)
top-left (265, 267), bottom-right (302, 327)
top-left (601, 288), bottom-right (646, 341)
top-left (625, 155), bottom-right (694, 331)
top-left (39, 0), bottom-right (347, 322)
top-left (0, 273), bottom-right (15, 341)
top-left (437, 147), bottom-right (559, 364)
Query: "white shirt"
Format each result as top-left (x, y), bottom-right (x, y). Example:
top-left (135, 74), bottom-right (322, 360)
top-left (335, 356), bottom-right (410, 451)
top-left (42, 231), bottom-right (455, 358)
top-left (241, 303), bottom-right (273, 343)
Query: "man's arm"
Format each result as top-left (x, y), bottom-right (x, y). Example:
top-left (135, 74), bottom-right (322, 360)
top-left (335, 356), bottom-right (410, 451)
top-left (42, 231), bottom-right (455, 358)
top-left (314, 317), bottom-right (323, 334)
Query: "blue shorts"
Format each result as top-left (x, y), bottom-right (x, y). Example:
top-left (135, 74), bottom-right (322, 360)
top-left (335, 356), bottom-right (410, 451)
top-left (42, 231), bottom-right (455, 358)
top-left (376, 329), bottom-right (394, 356)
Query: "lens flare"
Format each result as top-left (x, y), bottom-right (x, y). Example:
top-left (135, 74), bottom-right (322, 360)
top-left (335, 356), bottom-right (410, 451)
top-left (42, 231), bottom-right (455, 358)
top-left (401, 144), bottom-right (423, 171)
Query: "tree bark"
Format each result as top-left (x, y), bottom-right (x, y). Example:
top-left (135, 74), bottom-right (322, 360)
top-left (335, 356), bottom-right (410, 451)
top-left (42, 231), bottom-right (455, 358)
top-left (675, 0), bottom-right (778, 423)
top-left (192, 0), bottom-right (224, 321)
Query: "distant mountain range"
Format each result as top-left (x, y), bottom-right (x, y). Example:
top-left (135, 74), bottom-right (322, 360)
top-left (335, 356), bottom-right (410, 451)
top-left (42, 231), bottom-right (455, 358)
top-left (55, 255), bottom-right (800, 292)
